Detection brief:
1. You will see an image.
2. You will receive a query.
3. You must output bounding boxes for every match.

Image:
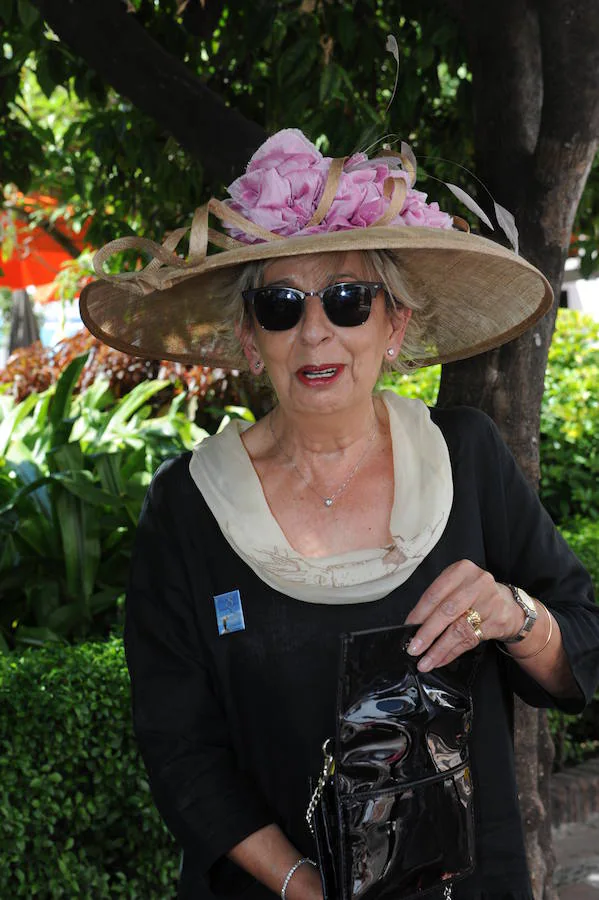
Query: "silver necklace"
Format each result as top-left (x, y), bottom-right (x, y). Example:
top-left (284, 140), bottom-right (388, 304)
top-left (269, 414), bottom-right (378, 508)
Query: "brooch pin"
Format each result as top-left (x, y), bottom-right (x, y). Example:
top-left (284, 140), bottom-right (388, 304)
top-left (214, 590), bottom-right (245, 636)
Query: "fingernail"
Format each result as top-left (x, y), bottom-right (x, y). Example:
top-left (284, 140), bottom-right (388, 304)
top-left (418, 656), bottom-right (433, 672)
top-left (407, 639), bottom-right (422, 655)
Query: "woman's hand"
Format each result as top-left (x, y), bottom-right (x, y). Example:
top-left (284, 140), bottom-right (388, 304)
top-left (404, 560), bottom-right (524, 671)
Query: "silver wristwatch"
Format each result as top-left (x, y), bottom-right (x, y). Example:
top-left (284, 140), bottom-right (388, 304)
top-left (503, 584), bottom-right (538, 643)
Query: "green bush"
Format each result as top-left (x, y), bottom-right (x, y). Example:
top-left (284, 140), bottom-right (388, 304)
top-left (0, 638), bottom-right (179, 898)
top-left (0, 353), bottom-right (208, 650)
top-left (549, 702), bottom-right (599, 770)
top-left (559, 517), bottom-right (599, 591)
top-left (378, 362), bottom-right (440, 405)
top-left (540, 309), bottom-right (599, 522)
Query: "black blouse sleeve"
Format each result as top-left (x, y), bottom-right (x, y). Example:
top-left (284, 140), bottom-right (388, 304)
top-left (466, 409), bottom-right (599, 713)
top-left (124, 455), bottom-right (273, 876)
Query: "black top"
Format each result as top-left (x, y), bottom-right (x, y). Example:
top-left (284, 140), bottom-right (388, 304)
top-left (125, 407), bottom-right (599, 900)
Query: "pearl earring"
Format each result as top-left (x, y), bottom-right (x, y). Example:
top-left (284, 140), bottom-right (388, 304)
top-left (386, 348), bottom-right (394, 357)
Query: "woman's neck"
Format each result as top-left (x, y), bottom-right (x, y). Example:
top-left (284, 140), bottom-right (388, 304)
top-left (271, 395), bottom-right (385, 460)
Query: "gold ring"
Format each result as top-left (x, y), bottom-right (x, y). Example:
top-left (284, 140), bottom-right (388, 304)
top-left (464, 607), bottom-right (485, 642)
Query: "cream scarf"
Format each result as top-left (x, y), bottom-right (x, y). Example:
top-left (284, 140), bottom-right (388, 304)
top-left (189, 391), bottom-right (453, 604)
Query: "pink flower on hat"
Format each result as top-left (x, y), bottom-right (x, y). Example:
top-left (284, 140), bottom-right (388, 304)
top-left (223, 128), bottom-right (453, 244)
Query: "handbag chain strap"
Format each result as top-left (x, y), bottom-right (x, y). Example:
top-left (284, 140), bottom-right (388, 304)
top-left (306, 738), bottom-right (335, 835)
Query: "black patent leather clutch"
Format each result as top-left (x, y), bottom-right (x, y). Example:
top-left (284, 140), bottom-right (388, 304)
top-left (308, 624), bottom-right (478, 900)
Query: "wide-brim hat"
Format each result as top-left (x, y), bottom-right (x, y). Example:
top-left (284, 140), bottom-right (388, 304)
top-left (80, 130), bottom-right (552, 369)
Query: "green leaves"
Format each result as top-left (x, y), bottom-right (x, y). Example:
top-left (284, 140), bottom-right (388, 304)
top-left (539, 309), bottom-right (599, 522)
top-left (0, 354), bottom-right (207, 650)
top-left (0, 639), bottom-right (179, 896)
top-left (17, 0), bottom-right (39, 30)
top-left (48, 353), bottom-right (89, 434)
top-left (1, 0), bottom-right (476, 250)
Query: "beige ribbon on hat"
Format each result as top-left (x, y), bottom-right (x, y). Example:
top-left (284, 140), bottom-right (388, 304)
top-left (92, 146), bottom-right (465, 295)
top-left (92, 196), bottom-right (282, 296)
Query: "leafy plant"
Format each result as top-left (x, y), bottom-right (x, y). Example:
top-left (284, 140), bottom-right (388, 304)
top-left (0, 329), bottom-right (273, 421)
top-left (0, 353), bottom-right (208, 650)
top-left (0, 638), bottom-right (179, 898)
top-left (378, 362), bottom-right (440, 406)
top-left (558, 517), bottom-right (599, 597)
top-left (549, 701), bottom-right (599, 770)
top-left (539, 309), bottom-right (599, 522)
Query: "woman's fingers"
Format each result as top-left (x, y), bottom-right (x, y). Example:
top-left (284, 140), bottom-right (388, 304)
top-left (405, 561), bottom-right (519, 671)
top-left (413, 613), bottom-right (483, 671)
top-left (404, 560), bottom-right (470, 629)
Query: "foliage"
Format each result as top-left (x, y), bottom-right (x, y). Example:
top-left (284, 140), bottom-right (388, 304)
top-left (0, 353), bottom-right (207, 650)
top-left (549, 699), bottom-right (599, 771)
top-left (539, 309), bottom-right (599, 522)
top-left (378, 362), bottom-right (440, 405)
top-left (0, 329), bottom-right (272, 423)
top-left (0, 637), bottom-right (179, 898)
top-left (558, 517), bottom-right (599, 599)
top-left (1, 1), bottom-right (476, 258)
top-left (573, 153), bottom-right (599, 278)
top-left (0, 286), bottom-right (12, 342)
top-left (1, 0), bottom-right (598, 281)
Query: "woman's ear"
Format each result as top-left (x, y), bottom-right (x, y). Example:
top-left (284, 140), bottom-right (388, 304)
top-left (235, 320), bottom-right (264, 374)
top-left (386, 306), bottom-right (412, 358)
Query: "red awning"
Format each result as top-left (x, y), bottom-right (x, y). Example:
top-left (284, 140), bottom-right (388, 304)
top-left (0, 193), bottom-right (91, 301)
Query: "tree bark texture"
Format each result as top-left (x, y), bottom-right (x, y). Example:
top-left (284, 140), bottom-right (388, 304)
top-left (29, 0), bottom-right (267, 186)
top-left (439, 2), bottom-right (599, 897)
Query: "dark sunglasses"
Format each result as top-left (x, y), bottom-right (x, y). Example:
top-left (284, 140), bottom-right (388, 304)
top-left (242, 281), bottom-right (385, 331)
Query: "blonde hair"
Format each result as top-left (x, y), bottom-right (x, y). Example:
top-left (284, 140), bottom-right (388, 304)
top-left (207, 249), bottom-right (433, 373)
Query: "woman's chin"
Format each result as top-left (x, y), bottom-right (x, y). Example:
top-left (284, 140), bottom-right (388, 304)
top-left (280, 378), bottom-right (376, 418)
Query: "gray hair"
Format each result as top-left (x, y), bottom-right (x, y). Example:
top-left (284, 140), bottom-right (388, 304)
top-left (208, 250), bottom-right (434, 373)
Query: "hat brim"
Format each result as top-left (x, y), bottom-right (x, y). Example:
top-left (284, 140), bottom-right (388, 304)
top-left (79, 226), bottom-right (553, 369)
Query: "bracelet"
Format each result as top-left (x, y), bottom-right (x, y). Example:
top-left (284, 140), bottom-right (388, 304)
top-left (281, 857), bottom-right (316, 900)
top-left (497, 602), bottom-right (553, 659)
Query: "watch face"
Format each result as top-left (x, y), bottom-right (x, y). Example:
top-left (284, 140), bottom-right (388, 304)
top-left (519, 589), bottom-right (538, 616)
top-left (503, 586), bottom-right (538, 642)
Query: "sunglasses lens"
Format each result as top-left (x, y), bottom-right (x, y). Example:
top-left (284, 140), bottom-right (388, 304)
top-left (323, 283), bottom-right (374, 326)
top-left (252, 288), bottom-right (304, 331)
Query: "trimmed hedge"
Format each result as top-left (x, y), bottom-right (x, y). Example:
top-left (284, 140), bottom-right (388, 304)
top-left (0, 638), bottom-right (179, 898)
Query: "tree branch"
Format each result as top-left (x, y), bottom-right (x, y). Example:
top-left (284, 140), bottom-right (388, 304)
top-left (30, 0), bottom-right (267, 184)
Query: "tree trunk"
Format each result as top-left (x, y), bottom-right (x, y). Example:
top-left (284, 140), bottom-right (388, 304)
top-left (439, 1), bottom-right (599, 895)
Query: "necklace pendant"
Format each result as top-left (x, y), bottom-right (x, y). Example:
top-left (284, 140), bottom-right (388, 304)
top-left (324, 498), bottom-right (334, 508)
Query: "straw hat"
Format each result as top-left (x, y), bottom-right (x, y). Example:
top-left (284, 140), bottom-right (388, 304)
top-left (80, 129), bottom-right (552, 369)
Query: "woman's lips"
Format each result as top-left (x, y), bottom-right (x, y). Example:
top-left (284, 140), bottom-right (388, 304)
top-left (296, 364), bottom-right (345, 386)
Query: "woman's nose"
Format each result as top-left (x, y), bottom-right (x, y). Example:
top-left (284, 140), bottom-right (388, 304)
top-left (298, 294), bottom-right (333, 343)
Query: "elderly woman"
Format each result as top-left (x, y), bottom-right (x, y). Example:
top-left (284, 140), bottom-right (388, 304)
top-left (81, 130), bottom-right (599, 900)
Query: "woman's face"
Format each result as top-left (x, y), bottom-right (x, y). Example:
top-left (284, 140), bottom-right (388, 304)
top-left (240, 250), bottom-right (410, 419)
